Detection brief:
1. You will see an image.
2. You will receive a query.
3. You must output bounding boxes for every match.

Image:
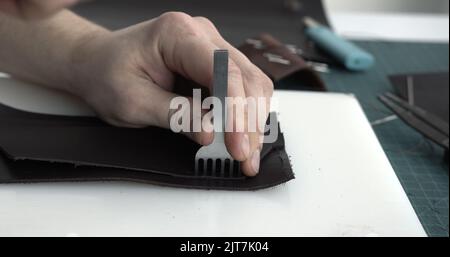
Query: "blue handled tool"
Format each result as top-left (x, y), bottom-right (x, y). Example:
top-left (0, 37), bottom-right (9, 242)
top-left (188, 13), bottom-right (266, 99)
top-left (304, 17), bottom-right (375, 71)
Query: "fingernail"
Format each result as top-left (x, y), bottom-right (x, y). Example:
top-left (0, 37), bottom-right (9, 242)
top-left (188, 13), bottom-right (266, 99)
top-left (251, 150), bottom-right (261, 175)
top-left (241, 134), bottom-right (250, 158)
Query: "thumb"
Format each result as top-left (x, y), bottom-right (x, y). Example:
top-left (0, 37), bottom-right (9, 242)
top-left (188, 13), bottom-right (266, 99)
top-left (167, 94), bottom-right (214, 146)
top-left (116, 83), bottom-right (213, 146)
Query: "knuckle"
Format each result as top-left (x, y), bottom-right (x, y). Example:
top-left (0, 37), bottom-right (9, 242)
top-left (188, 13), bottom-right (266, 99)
top-left (159, 11), bottom-right (192, 23)
top-left (228, 63), bottom-right (243, 79)
top-left (261, 74), bottom-right (274, 94)
top-left (246, 69), bottom-right (274, 96)
top-left (194, 16), bottom-right (215, 28)
top-left (157, 12), bottom-right (199, 35)
top-left (227, 65), bottom-right (244, 91)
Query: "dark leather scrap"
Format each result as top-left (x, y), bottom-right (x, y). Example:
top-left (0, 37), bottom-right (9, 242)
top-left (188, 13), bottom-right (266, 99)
top-left (239, 33), bottom-right (326, 91)
top-left (0, 104), bottom-right (294, 190)
top-left (390, 72), bottom-right (449, 123)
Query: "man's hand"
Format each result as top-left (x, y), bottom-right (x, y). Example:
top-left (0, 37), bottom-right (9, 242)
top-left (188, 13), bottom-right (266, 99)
top-left (0, 0), bottom-right (78, 19)
top-left (0, 10), bottom-right (273, 176)
top-left (70, 12), bottom-right (273, 176)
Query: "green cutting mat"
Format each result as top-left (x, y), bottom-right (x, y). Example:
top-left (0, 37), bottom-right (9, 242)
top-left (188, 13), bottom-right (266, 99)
top-left (319, 41), bottom-right (449, 237)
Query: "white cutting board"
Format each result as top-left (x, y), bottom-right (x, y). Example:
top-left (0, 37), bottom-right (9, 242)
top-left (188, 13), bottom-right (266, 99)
top-left (0, 75), bottom-right (426, 236)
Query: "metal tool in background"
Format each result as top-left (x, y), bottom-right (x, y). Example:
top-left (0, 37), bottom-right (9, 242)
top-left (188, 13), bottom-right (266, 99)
top-left (194, 50), bottom-right (242, 178)
top-left (379, 92), bottom-right (449, 151)
top-left (245, 38), bottom-right (330, 73)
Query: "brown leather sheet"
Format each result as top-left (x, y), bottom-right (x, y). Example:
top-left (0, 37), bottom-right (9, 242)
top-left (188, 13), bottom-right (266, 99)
top-left (0, 104), bottom-right (294, 190)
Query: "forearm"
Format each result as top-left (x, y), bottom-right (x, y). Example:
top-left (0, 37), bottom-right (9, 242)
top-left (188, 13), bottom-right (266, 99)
top-left (0, 10), bottom-right (109, 93)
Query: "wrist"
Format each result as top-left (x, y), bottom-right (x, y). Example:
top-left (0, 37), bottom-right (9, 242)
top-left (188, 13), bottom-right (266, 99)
top-left (65, 26), bottom-right (111, 98)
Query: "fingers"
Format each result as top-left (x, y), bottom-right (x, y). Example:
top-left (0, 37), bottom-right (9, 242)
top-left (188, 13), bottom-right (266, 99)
top-left (167, 95), bottom-right (215, 146)
top-left (168, 37), bottom-right (251, 161)
top-left (227, 60), bottom-right (273, 177)
top-left (0, 0), bottom-right (78, 19)
top-left (155, 12), bottom-right (251, 162)
top-left (194, 16), bottom-right (274, 176)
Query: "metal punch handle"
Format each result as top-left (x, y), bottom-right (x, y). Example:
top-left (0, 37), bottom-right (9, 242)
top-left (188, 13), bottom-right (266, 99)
top-left (212, 50), bottom-right (229, 143)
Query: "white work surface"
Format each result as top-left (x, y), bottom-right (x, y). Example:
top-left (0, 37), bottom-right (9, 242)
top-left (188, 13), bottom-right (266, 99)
top-left (0, 77), bottom-right (425, 236)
